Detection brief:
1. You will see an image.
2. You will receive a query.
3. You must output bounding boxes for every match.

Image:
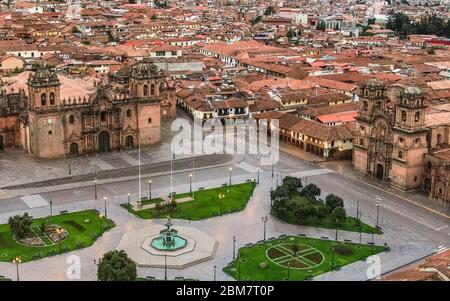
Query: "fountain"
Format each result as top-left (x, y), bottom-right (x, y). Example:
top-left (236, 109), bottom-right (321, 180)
top-left (150, 217), bottom-right (187, 251)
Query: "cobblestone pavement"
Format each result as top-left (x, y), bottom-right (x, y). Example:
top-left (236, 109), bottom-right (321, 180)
top-left (0, 147), bottom-right (448, 281)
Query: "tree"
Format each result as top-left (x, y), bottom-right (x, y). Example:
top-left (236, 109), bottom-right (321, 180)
top-left (251, 16), bottom-right (262, 26)
top-left (330, 207), bottom-right (347, 226)
top-left (151, 15), bottom-right (157, 21)
top-left (325, 194), bottom-right (344, 211)
top-left (270, 186), bottom-right (292, 217)
top-left (97, 250), bottom-right (137, 281)
top-left (8, 213), bottom-right (32, 239)
top-left (286, 29), bottom-right (294, 40)
top-left (299, 183), bottom-right (321, 198)
top-left (293, 203), bottom-right (316, 224)
top-left (282, 176), bottom-right (302, 196)
top-left (154, 202), bottom-right (162, 217)
top-left (264, 6), bottom-right (275, 16)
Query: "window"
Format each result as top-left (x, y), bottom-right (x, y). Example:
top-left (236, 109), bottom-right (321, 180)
top-left (415, 111), bottom-right (421, 122)
top-left (69, 115), bottom-right (75, 124)
top-left (399, 137), bottom-right (404, 143)
top-left (437, 134), bottom-right (442, 144)
top-left (48, 130), bottom-right (52, 135)
top-left (49, 92), bottom-right (55, 105)
top-left (151, 84), bottom-right (155, 95)
top-left (100, 112), bottom-right (106, 122)
top-left (171, 51), bottom-right (177, 56)
top-left (126, 109), bottom-right (132, 117)
top-left (359, 138), bottom-right (364, 145)
top-left (160, 83), bottom-right (164, 92)
top-left (148, 118), bottom-right (152, 124)
top-left (156, 51), bottom-right (165, 56)
top-left (363, 101), bottom-right (368, 111)
top-left (415, 138), bottom-right (420, 144)
top-left (41, 93), bottom-right (47, 106)
top-left (398, 151), bottom-right (403, 159)
top-left (414, 176), bottom-right (417, 182)
top-left (143, 84), bottom-right (148, 96)
top-left (401, 110), bottom-right (407, 122)
top-left (428, 161), bottom-right (432, 169)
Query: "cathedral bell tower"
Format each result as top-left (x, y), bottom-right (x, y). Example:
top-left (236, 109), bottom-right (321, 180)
top-left (391, 86), bottom-right (428, 190)
top-left (358, 78), bottom-right (387, 120)
top-left (26, 67), bottom-right (65, 158)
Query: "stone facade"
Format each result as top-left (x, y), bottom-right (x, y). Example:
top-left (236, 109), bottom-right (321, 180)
top-left (353, 78), bottom-right (449, 205)
top-left (1, 61), bottom-right (176, 158)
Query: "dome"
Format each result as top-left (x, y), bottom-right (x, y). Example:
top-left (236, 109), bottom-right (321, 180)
top-left (28, 66), bottom-right (59, 86)
top-left (403, 86), bottom-right (421, 96)
top-left (130, 61), bottom-right (164, 79)
top-left (364, 77), bottom-right (383, 88)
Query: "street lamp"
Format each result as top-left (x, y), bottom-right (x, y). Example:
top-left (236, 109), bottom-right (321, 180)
top-left (127, 193), bottom-right (131, 209)
top-left (229, 167), bottom-right (232, 185)
top-left (99, 214), bottom-right (104, 236)
top-left (219, 193), bottom-right (225, 215)
top-left (56, 228), bottom-right (63, 254)
top-left (287, 261), bottom-right (290, 280)
top-left (103, 197), bottom-right (107, 217)
top-left (257, 168), bottom-right (260, 184)
top-left (335, 218), bottom-right (338, 241)
top-left (331, 244), bottom-right (335, 271)
top-left (164, 255), bottom-right (168, 280)
top-left (375, 199), bottom-right (382, 229)
top-left (261, 216), bottom-right (268, 241)
top-left (276, 173), bottom-right (279, 188)
top-left (213, 265), bottom-right (217, 281)
top-left (12, 257), bottom-right (21, 282)
top-left (94, 177), bottom-right (98, 200)
top-left (148, 180), bottom-right (152, 200)
top-left (189, 174), bottom-right (192, 193)
top-left (271, 162), bottom-right (274, 178)
top-left (49, 200), bottom-right (53, 217)
top-left (232, 236), bottom-right (236, 260)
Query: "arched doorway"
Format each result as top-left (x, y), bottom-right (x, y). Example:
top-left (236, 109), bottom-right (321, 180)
top-left (125, 135), bottom-right (134, 149)
top-left (69, 143), bottom-right (79, 157)
top-left (376, 163), bottom-right (384, 180)
top-left (0, 135), bottom-right (3, 151)
top-left (98, 131), bottom-right (110, 152)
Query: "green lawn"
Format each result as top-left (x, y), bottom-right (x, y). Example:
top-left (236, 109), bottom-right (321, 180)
top-left (0, 210), bottom-right (115, 263)
top-left (121, 182), bottom-right (256, 220)
top-left (279, 196), bottom-right (382, 234)
top-left (223, 235), bottom-right (386, 281)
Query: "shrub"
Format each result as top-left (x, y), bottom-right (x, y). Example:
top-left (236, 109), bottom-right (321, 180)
top-left (8, 213), bottom-right (33, 239)
top-left (333, 244), bottom-right (354, 256)
top-left (330, 206), bottom-right (347, 225)
top-left (300, 183), bottom-right (321, 198)
top-left (325, 194), bottom-right (344, 211)
top-left (97, 250), bottom-right (137, 281)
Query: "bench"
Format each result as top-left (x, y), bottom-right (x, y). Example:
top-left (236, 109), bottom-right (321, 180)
top-left (367, 242), bottom-right (375, 245)
top-left (298, 233), bottom-right (306, 237)
top-left (245, 243), bottom-right (253, 247)
top-left (268, 237), bottom-right (275, 240)
top-left (321, 237), bottom-right (329, 240)
top-left (198, 187), bottom-right (205, 191)
top-left (146, 276), bottom-right (156, 280)
top-left (47, 250), bottom-right (56, 257)
top-left (221, 183), bottom-right (228, 187)
top-left (344, 239), bottom-right (352, 243)
top-left (60, 210), bottom-right (68, 215)
top-left (175, 277), bottom-right (185, 280)
top-left (256, 240), bottom-right (264, 244)
top-left (278, 234), bottom-right (286, 238)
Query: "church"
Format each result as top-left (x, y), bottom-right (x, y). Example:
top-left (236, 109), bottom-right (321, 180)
top-left (0, 60), bottom-right (176, 158)
top-left (353, 78), bottom-right (450, 205)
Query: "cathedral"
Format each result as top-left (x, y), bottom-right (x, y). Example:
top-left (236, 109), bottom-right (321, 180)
top-left (0, 61), bottom-right (176, 158)
top-left (354, 78), bottom-right (450, 205)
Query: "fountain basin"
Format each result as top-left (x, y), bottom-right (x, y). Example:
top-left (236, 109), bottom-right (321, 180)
top-left (151, 235), bottom-right (187, 251)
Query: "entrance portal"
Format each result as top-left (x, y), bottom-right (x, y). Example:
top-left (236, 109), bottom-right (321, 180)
top-left (98, 131), bottom-right (110, 152)
top-left (376, 163), bottom-right (384, 180)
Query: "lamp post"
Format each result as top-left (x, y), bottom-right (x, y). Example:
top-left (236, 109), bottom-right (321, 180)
top-left (56, 228), bottom-right (63, 254)
top-left (189, 174), bottom-right (192, 193)
top-left (232, 236), bottom-right (236, 260)
top-left (148, 180), bottom-right (152, 200)
top-left (331, 244), bottom-right (335, 271)
top-left (99, 214), bottom-right (104, 236)
top-left (261, 216), bottom-right (268, 241)
top-left (280, 171), bottom-right (283, 183)
top-left (276, 173), bottom-right (279, 188)
top-left (12, 257), bottom-right (21, 282)
top-left (229, 167), bottom-right (232, 185)
top-left (287, 261), bottom-right (290, 281)
top-left (213, 265), bottom-right (217, 281)
top-left (257, 168), bottom-right (260, 184)
top-left (94, 177), bottom-right (97, 200)
top-left (375, 199), bottom-right (382, 229)
top-left (127, 193), bottom-right (131, 209)
top-left (103, 197), bottom-right (107, 217)
top-left (164, 255), bottom-right (168, 280)
top-left (371, 234), bottom-right (375, 255)
top-left (335, 218), bottom-right (338, 241)
top-left (49, 200), bottom-right (53, 217)
top-left (219, 193), bottom-right (224, 215)
top-left (271, 162), bottom-right (274, 178)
